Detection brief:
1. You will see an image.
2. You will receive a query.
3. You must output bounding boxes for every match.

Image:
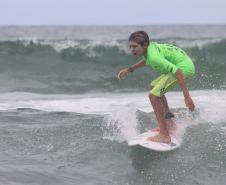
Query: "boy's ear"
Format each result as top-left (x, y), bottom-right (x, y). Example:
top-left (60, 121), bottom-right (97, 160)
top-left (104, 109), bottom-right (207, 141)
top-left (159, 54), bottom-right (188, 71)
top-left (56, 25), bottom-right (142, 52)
top-left (143, 42), bottom-right (148, 48)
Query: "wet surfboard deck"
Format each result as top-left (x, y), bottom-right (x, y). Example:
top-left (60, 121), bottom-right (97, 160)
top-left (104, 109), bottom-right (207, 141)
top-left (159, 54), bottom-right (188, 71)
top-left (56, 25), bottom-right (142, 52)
top-left (128, 127), bottom-right (182, 152)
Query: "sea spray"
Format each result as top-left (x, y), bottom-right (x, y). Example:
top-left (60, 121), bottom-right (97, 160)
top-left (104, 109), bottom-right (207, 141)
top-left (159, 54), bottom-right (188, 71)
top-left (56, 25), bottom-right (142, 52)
top-left (102, 103), bottom-right (138, 142)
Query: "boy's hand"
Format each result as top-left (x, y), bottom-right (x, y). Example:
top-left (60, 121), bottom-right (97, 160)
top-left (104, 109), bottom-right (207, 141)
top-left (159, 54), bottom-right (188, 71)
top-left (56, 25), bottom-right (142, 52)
top-left (185, 96), bottom-right (195, 111)
top-left (117, 68), bottom-right (130, 80)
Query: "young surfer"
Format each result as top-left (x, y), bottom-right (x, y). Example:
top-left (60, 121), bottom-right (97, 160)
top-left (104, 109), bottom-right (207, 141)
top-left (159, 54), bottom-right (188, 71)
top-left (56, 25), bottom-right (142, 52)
top-left (117, 31), bottom-right (195, 143)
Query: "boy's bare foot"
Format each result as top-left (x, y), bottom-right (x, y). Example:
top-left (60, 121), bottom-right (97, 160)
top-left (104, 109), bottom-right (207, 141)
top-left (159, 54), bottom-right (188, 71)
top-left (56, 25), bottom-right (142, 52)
top-left (151, 123), bottom-right (176, 134)
top-left (147, 134), bottom-right (171, 143)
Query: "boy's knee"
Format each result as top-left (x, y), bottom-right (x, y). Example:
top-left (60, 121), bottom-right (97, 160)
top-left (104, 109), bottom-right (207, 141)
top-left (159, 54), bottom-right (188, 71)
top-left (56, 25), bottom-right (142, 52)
top-left (148, 93), bottom-right (157, 101)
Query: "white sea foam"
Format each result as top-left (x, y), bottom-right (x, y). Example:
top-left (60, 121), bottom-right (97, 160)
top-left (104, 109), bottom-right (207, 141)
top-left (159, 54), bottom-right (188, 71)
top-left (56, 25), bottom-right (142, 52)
top-left (0, 91), bottom-right (226, 120)
top-left (0, 90), bottom-right (226, 141)
top-left (18, 37), bottom-right (223, 55)
top-left (18, 39), bottom-right (130, 57)
top-left (103, 104), bottom-right (138, 142)
top-left (0, 90), bottom-right (225, 144)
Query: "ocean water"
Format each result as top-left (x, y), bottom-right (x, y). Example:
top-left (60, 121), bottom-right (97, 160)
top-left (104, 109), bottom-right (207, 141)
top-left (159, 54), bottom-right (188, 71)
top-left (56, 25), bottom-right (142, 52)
top-left (0, 25), bottom-right (225, 185)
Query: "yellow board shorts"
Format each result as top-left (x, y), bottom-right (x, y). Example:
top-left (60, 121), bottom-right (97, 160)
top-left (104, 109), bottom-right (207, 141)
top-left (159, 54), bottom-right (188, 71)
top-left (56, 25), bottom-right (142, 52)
top-left (150, 73), bottom-right (177, 97)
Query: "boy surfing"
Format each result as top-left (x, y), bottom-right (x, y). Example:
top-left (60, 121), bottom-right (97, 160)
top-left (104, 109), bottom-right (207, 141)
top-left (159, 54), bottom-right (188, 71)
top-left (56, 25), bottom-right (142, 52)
top-left (117, 31), bottom-right (195, 143)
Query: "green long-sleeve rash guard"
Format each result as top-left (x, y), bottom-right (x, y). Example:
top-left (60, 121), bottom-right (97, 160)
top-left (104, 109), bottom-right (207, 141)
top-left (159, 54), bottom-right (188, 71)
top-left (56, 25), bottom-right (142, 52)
top-left (145, 42), bottom-right (194, 76)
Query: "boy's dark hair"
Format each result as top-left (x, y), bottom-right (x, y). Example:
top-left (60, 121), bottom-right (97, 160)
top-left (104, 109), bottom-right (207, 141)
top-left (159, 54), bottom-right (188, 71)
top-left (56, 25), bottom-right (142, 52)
top-left (128, 31), bottom-right (150, 46)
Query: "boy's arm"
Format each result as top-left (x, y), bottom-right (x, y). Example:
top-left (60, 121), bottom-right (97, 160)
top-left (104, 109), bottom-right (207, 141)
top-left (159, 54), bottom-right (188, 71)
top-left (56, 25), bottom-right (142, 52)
top-left (117, 59), bottom-right (145, 80)
top-left (129, 59), bottom-right (146, 71)
top-left (150, 55), bottom-right (195, 111)
top-left (175, 69), bottom-right (195, 111)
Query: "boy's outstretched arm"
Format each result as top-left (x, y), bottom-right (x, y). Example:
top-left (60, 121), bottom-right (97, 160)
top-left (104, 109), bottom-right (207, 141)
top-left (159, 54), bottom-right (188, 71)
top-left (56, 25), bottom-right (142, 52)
top-left (175, 69), bottom-right (195, 111)
top-left (117, 59), bottom-right (146, 80)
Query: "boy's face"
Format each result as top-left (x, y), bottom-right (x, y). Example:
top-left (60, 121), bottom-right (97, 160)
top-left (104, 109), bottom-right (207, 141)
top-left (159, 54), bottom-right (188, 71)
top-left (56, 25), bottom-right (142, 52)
top-left (128, 41), bottom-right (147, 57)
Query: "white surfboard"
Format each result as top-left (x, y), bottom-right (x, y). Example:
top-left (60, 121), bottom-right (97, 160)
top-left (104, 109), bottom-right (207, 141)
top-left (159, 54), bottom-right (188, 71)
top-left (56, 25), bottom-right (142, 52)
top-left (128, 127), bottom-right (182, 152)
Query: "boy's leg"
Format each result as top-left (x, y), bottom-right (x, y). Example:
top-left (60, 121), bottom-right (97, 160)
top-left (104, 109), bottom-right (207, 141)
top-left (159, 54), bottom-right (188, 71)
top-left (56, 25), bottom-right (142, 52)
top-left (148, 93), bottom-right (171, 143)
top-left (150, 85), bottom-right (171, 112)
top-left (160, 95), bottom-right (170, 113)
top-left (160, 95), bottom-right (176, 130)
top-left (150, 90), bottom-right (174, 129)
top-left (148, 74), bottom-right (177, 143)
